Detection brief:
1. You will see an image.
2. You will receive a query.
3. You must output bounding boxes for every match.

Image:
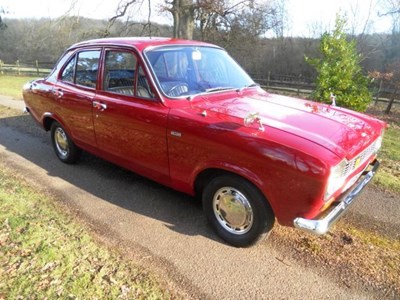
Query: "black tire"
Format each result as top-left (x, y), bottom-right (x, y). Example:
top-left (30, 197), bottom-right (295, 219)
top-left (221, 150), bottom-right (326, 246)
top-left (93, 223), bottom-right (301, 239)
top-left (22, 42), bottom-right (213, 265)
top-left (50, 121), bottom-right (81, 164)
top-left (202, 174), bottom-right (275, 247)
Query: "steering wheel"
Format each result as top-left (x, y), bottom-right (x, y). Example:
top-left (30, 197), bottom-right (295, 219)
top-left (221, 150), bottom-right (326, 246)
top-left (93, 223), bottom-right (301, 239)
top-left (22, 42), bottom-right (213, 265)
top-left (167, 83), bottom-right (189, 97)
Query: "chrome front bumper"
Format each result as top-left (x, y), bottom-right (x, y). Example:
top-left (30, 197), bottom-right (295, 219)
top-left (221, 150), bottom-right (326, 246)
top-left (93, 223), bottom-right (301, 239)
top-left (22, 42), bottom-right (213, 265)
top-left (293, 159), bottom-right (380, 235)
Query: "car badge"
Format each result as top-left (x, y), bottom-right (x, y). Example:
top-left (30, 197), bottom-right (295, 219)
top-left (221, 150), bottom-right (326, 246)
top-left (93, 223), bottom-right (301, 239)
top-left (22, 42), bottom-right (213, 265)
top-left (354, 157), bottom-right (362, 168)
top-left (244, 112), bottom-right (264, 132)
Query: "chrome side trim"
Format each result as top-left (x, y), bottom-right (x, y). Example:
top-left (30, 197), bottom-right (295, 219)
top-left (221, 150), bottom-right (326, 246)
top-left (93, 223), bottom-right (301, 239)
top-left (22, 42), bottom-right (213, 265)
top-left (170, 131), bottom-right (182, 137)
top-left (294, 159), bottom-right (380, 235)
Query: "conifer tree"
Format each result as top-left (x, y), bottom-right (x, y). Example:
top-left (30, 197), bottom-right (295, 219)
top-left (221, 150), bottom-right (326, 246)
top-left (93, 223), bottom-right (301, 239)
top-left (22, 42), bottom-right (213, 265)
top-left (307, 15), bottom-right (371, 111)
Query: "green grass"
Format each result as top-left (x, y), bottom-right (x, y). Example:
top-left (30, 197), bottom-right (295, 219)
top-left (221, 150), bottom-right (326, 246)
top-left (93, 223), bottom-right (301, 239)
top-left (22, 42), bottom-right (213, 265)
top-left (0, 166), bottom-right (175, 299)
top-left (381, 125), bottom-right (400, 161)
top-left (0, 75), bottom-right (39, 99)
top-left (374, 124), bottom-right (400, 193)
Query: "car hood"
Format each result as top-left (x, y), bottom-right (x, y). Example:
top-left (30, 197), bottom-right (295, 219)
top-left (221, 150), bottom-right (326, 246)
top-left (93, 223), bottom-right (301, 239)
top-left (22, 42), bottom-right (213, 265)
top-left (195, 91), bottom-right (384, 159)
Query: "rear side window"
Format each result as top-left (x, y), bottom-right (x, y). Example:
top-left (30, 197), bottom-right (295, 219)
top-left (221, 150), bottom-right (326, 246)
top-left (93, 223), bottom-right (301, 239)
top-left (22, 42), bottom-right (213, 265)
top-left (60, 50), bottom-right (101, 89)
top-left (76, 51), bottom-right (101, 88)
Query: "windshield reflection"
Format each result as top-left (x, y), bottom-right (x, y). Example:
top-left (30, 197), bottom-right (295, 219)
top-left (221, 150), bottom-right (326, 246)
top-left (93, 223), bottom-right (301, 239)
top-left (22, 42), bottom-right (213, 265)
top-left (145, 46), bottom-right (255, 98)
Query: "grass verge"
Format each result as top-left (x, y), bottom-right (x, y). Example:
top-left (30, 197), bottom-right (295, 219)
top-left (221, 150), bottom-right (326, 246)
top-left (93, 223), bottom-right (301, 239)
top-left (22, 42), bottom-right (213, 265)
top-left (366, 105), bottom-right (400, 193)
top-left (0, 75), bottom-right (39, 99)
top-left (271, 223), bottom-right (400, 297)
top-left (374, 124), bottom-right (400, 193)
top-left (0, 166), bottom-right (176, 299)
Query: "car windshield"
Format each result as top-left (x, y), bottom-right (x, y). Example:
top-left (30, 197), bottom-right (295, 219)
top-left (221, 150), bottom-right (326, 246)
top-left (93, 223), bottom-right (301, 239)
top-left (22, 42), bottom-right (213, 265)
top-left (144, 46), bottom-right (255, 98)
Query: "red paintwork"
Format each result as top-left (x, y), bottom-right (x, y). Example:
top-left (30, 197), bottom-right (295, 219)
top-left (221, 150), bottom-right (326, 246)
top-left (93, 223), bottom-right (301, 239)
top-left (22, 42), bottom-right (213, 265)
top-left (23, 37), bottom-right (386, 227)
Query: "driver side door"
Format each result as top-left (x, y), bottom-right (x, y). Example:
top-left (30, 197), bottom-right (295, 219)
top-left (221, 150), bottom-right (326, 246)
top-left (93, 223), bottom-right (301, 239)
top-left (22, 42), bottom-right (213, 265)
top-left (93, 48), bottom-right (170, 184)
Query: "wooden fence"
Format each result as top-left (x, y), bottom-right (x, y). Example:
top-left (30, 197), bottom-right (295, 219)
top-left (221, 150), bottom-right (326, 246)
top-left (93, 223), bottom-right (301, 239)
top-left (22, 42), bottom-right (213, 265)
top-left (0, 60), bottom-right (53, 76)
top-left (0, 60), bottom-right (398, 105)
top-left (252, 73), bottom-right (400, 106)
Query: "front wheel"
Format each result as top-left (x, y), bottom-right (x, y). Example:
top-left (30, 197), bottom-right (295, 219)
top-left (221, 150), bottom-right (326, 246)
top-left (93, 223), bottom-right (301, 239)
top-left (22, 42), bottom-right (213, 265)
top-left (50, 121), bottom-right (81, 164)
top-left (202, 174), bottom-right (275, 247)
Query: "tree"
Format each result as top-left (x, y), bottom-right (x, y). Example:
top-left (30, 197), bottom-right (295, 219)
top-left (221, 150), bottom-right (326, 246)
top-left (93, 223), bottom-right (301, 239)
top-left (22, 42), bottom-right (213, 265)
top-left (163, 0), bottom-right (286, 40)
top-left (103, 0), bottom-right (140, 37)
top-left (165, 0), bottom-right (195, 39)
top-left (384, 61), bottom-right (400, 114)
top-left (379, 0), bottom-right (400, 32)
top-left (306, 15), bottom-right (372, 112)
top-left (0, 6), bottom-right (7, 30)
top-left (370, 62), bottom-right (400, 114)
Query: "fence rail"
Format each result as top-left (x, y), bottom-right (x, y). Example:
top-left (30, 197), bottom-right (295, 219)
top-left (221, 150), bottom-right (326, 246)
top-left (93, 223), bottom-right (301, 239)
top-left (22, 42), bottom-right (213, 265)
top-left (259, 85), bottom-right (400, 105)
top-left (0, 60), bottom-right (54, 76)
top-left (252, 75), bottom-right (400, 105)
top-left (0, 60), bottom-right (398, 105)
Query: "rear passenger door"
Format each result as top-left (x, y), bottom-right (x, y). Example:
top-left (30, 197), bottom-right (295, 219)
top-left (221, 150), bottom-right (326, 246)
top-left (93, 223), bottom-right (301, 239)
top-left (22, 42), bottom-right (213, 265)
top-left (93, 48), bottom-right (170, 183)
top-left (55, 49), bottom-right (101, 147)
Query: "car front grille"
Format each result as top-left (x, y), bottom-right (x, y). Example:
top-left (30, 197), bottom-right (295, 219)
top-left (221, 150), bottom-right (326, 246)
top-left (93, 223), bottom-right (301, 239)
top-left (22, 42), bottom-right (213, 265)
top-left (341, 139), bottom-right (379, 178)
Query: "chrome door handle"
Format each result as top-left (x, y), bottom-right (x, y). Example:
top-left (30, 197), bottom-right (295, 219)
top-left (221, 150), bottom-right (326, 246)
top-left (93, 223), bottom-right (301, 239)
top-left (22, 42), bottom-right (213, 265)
top-left (93, 101), bottom-right (107, 111)
top-left (52, 88), bottom-right (63, 98)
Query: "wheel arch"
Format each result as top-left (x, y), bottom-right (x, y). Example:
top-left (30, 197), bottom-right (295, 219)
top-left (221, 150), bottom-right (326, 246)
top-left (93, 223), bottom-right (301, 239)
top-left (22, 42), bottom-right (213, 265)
top-left (41, 113), bottom-right (68, 133)
top-left (43, 115), bottom-right (55, 131)
top-left (193, 167), bottom-right (275, 216)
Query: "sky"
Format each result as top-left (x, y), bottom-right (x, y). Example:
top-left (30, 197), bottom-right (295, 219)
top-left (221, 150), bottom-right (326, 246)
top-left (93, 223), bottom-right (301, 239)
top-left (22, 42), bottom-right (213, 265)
top-left (0, 0), bottom-right (394, 37)
top-left (287, 0), bottom-right (393, 37)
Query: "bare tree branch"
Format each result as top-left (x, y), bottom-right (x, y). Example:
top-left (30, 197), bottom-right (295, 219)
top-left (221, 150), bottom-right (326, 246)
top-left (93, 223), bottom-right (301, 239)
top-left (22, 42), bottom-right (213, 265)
top-left (147, 0), bottom-right (152, 37)
top-left (104, 0), bottom-right (141, 37)
top-left (378, 9), bottom-right (400, 17)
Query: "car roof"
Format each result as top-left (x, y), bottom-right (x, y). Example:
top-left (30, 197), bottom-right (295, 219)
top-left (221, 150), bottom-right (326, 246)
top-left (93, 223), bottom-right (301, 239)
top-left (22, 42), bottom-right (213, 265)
top-left (69, 37), bottom-right (218, 52)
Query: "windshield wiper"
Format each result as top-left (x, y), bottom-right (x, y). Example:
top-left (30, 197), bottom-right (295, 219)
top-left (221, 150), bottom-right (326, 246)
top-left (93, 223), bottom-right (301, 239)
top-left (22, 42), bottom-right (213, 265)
top-left (205, 87), bottom-right (235, 93)
top-left (246, 83), bottom-right (260, 88)
top-left (240, 83), bottom-right (260, 90)
top-left (236, 83), bottom-right (260, 93)
top-left (204, 84), bottom-right (259, 94)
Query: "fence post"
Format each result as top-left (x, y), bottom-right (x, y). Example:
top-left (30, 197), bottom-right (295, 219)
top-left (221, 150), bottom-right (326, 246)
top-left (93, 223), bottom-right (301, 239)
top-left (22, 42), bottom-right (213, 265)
top-left (16, 60), bottom-right (20, 75)
top-left (297, 74), bottom-right (302, 96)
top-left (267, 71), bottom-right (270, 87)
top-left (374, 79), bottom-right (382, 105)
top-left (36, 60), bottom-right (40, 76)
top-left (0, 59), bottom-right (3, 74)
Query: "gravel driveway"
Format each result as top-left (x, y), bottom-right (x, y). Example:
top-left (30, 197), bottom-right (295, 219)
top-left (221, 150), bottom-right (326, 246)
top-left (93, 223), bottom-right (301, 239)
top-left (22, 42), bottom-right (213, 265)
top-left (1, 96), bottom-right (398, 299)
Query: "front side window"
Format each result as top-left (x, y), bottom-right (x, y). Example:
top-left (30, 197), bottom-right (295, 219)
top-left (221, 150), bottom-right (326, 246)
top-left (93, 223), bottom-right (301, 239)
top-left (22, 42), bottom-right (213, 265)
top-left (103, 51), bottom-right (136, 95)
top-left (136, 65), bottom-right (155, 99)
top-left (103, 50), bottom-right (154, 99)
top-left (145, 46), bottom-right (255, 98)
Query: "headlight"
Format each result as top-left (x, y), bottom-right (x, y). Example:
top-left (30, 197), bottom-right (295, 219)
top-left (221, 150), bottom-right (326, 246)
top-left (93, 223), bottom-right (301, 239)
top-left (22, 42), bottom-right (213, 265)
top-left (324, 159), bottom-right (347, 201)
top-left (374, 130), bottom-right (384, 153)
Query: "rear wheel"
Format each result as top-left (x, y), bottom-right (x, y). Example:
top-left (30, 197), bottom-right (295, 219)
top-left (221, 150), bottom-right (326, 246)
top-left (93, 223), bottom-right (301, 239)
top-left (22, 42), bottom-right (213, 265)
top-left (50, 121), bottom-right (81, 164)
top-left (202, 174), bottom-right (275, 247)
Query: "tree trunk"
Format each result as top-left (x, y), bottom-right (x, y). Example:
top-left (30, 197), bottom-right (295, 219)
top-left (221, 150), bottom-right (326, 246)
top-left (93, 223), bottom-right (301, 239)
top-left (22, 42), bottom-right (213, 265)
top-left (385, 87), bottom-right (398, 114)
top-left (180, 6), bottom-right (194, 39)
top-left (171, 0), bottom-right (195, 39)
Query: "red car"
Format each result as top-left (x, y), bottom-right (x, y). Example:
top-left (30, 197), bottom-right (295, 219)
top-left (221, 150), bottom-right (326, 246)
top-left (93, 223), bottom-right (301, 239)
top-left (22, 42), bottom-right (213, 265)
top-left (23, 37), bottom-right (386, 247)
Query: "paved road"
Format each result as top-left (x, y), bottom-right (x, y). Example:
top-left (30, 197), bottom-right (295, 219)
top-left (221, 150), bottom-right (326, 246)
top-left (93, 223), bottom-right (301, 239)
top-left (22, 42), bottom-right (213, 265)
top-left (1, 97), bottom-right (398, 299)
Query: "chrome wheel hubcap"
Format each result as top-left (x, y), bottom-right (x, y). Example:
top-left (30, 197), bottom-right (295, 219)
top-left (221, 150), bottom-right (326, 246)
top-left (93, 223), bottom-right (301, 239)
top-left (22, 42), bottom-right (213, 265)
top-left (55, 127), bottom-right (69, 158)
top-left (213, 187), bottom-right (253, 235)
